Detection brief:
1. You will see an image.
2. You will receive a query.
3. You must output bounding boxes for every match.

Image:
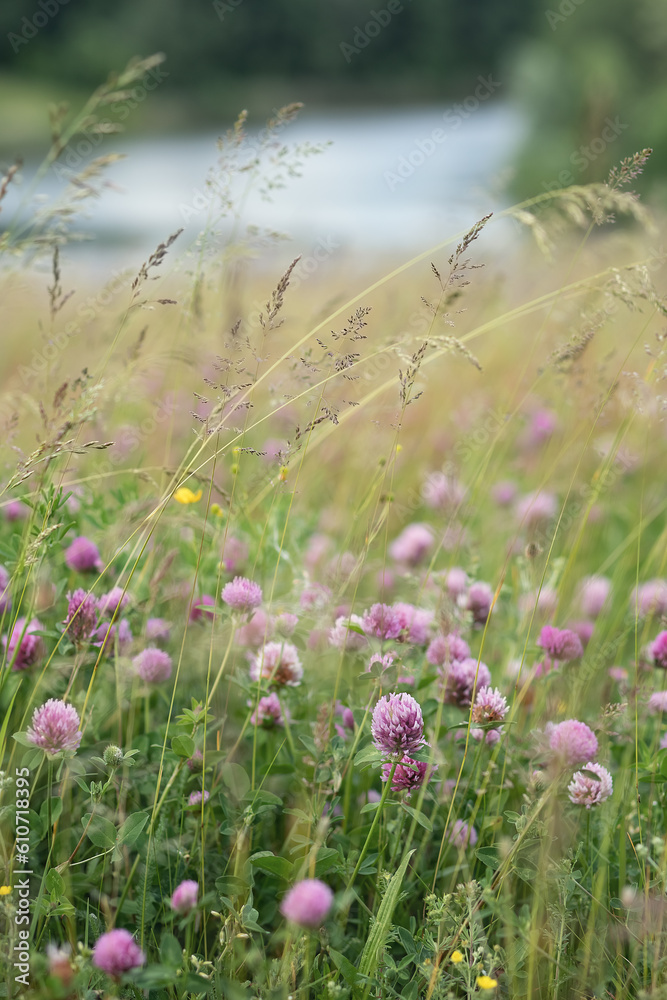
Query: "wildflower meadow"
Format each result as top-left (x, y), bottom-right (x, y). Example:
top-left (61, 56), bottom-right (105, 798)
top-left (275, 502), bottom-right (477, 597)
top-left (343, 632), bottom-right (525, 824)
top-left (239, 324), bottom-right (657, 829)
top-left (1, 62), bottom-right (667, 1000)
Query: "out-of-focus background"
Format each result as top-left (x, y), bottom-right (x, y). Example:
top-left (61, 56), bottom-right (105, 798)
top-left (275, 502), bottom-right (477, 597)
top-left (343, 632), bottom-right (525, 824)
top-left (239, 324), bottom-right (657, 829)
top-left (0, 0), bottom-right (665, 266)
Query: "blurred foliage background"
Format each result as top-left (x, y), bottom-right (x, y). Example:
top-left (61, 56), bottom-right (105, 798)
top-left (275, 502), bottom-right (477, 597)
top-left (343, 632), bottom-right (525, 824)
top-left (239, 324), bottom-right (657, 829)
top-left (0, 0), bottom-right (665, 198)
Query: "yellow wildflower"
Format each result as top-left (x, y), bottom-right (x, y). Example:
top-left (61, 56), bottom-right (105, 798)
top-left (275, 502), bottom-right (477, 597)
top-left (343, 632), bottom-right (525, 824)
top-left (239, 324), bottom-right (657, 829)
top-left (210, 503), bottom-right (224, 517)
top-left (451, 950), bottom-right (464, 963)
top-left (173, 487), bottom-right (202, 505)
top-left (476, 975), bottom-right (498, 989)
top-left (0, 886), bottom-right (11, 895)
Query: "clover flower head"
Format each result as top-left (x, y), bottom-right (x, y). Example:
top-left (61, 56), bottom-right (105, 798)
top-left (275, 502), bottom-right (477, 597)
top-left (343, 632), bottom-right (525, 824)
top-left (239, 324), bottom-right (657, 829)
top-left (64, 589), bottom-right (98, 643)
top-left (382, 755), bottom-right (431, 796)
top-left (92, 929), bottom-right (145, 977)
top-left (26, 699), bottom-right (82, 756)
top-left (443, 657), bottom-right (491, 708)
top-left (280, 879), bottom-right (333, 928)
top-left (648, 691), bottom-right (667, 714)
top-left (371, 692), bottom-right (426, 757)
top-left (472, 685), bottom-right (508, 724)
top-left (464, 582), bottom-right (494, 626)
top-left (632, 579), bottom-right (667, 618)
top-left (567, 761), bottom-right (613, 808)
top-left (578, 575), bottom-right (611, 618)
top-left (146, 617), bottom-right (172, 642)
top-left (650, 631), bottom-right (667, 670)
top-left (447, 819), bottom-right (478, 849)
top-left (249, 641), bottom-right (303, 686)
top-left (250, 692), bottom-right (285, 727)
top-left (389, 523), bottom-right (434, 566)
top-left (362, 603), bottom-right (403, 640)
top-left (133, 647), bottom-right (172, 683)
top-left (4, 617), bottom-right (45, 670)
top-left (426, 632), bottom-right (470, 668)
top-left (64, 536), bottom-right (103, 573)
top-left (547, 719), bottom-right (598, 766)
top-left (329, 614), bottom-right (367, 650)
top-left (0, 565), bottom-right (11, 615)
top-left (221, 576), bottom-right (263, 612)
top-left (188, 790), bottom-right (209, 807)
top-left (98, 586), bottom-right (130, 618)
top-left (537, 625), bottom-right (584, 662)
top-left (392, 602), bottom-right (434, 645)
top-left (171, 879), bottom-right (199, 914)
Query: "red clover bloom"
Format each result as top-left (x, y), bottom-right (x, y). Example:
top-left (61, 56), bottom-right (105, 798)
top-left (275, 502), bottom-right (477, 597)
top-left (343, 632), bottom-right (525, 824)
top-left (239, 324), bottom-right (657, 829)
top-left (650, 631), bottom-right (667, 670)
top-left (26, 699), bottom-right (82, 756)
top-left (362, 603), bottom-right (403, 640)
top-left (171, 879), bottom-right (199, 914)
top-left (249, 642), bottom-right (303, 686)
top-left (537, 625), bottom-right (584, 662)
top-left (64, 589), bottom-right (98, 644)
top-left (92, 928), bottom-right (145, 977)
top-left (3, 617), bottom-right (45, 670)
top-left (382, 755), bottom-right (430, 796)
top-left (133, 647), bottom-right (172, 683)
top-left (64, 536), bottom-right (103, 573)
top-left (547, 719), bottom-right (598, 767)
top-left (371, 692), bottom-right (426, 757)
top-left (280, 878), bottom-right (333, 928)
top-left (221, 576), bottom-right (263, 612)
top-left (567, 761), bottom-right (613, 808)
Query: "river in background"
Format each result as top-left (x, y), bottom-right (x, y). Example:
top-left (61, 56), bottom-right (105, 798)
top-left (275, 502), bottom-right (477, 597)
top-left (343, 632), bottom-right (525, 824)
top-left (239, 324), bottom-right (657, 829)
top-left (5, 102), bottom-right (527, 275)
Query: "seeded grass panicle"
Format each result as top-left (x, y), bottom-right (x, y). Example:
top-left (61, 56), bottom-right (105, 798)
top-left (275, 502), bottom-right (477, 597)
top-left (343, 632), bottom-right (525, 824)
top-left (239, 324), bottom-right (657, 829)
top-left (2, 68), bottom-right (667, 999)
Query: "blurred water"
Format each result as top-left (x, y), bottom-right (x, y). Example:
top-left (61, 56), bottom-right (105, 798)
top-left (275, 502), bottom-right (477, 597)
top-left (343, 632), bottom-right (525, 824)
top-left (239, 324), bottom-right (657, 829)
top-left (7, 103), bottom-right (526, 272)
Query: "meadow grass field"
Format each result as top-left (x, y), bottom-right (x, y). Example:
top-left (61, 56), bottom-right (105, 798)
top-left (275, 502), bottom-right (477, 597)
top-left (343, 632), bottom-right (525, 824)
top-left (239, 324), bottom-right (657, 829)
top-left (1, 76), bottom-right (667, 1000)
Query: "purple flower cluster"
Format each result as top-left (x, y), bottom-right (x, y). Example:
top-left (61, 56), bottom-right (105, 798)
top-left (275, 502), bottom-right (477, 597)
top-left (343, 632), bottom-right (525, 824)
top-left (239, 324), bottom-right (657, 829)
top-left (26, 699), bottom-right (82, 756)
top-left (64, 589), bottom-right (99, 643)
top-left (249, 642), bottom-right (303, 686)
top-left (328, 614), bottom-right (367, 651)
top-left (650, 631), bottom-right (667, 670)
top-left (280, 878), bottom-right (333, 928)
top-left (382, 755), bottom-right (430, 796)
top-left (547, 719), bottom-right (598, 767)
top-left (443, 657), bottom-right (492, 708)
top-left (537, 625), bottom-right (584, 663)
top-left (171, 879), bottom-right (199, 914)
top-left (371, 692), bottom-right (426, 757)
top-left (471, 685), bottom-right (508, 725)
top-left (578, 575), bottom-right (611, 618)
top-left (567, 762), bottom-right (613, 808)
top-left (362, 603), bottom-right (403, 640)
top-left (464, 582), bottom-right (494, 627)
top-left (426, 632), bottom-right (470, 668)
top-left (98, 586), bottom-right (130, 618)
top-left (389, 522), bottom-right (434, 566)
top-left (221, 576), bottom-right (263, 612)
top-left (0, 565), bottom-right (11, 615)
top-left (65, 536), bottom-right (103, 573)
top-left (3, 617), bottom-right (45, 670)
top-left (250, 692), bottom-right (285, 726)
top-left (632, 579), bottom-right (667, 618)
top-left (92, 928), bottom-right (145, 977)
top-left (133, 647), bottom-right (172, 683)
